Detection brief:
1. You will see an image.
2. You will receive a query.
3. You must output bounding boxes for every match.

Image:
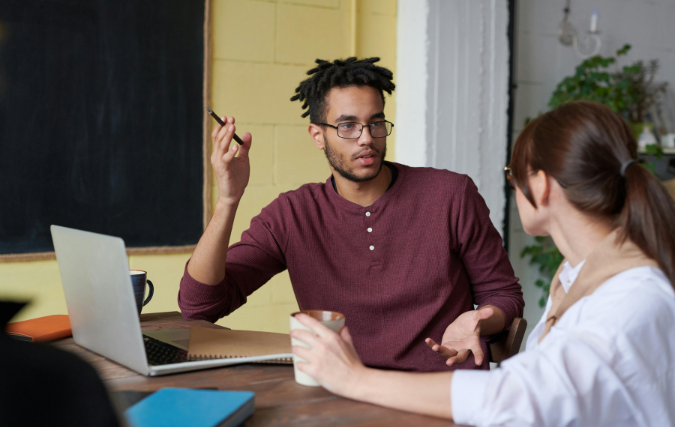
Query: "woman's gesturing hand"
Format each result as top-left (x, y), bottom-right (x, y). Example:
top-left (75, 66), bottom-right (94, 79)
top-left (211, 116), bottom-right (252, 207)
top-left (290, 313), bottom-right (367, 397)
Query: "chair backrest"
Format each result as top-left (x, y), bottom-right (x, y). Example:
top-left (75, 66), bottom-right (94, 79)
top-left (489, 317), bottom-right (527, 365)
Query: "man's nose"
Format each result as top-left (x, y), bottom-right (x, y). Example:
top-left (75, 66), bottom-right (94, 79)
top-left (357, 125), bottom-right (373, 145)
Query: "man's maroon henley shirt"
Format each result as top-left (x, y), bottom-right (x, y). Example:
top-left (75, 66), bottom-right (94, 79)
top-left (179, 163), bottom-right (524, 372)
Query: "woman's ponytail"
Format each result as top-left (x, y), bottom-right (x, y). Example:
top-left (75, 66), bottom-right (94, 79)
top-left (620, 162), bottom-right (675, 286)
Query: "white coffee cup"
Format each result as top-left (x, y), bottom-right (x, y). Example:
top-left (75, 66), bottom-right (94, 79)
top-left (289, 310), bottom-right (346, 387)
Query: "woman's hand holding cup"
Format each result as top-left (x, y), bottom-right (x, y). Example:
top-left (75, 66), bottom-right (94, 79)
top-left (290, 311), bottom-right (366, 397)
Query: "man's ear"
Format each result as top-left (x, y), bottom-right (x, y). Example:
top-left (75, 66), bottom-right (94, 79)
top-left (531, 170), bottom-right (552, 207)
top-left (308, 124), bottom-right (325, 150)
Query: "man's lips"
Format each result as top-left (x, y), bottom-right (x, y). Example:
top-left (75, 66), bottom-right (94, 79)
top-left (355, 151), bottom-right (378, 160)
top-left (355, 151), bottom-right (378, 166)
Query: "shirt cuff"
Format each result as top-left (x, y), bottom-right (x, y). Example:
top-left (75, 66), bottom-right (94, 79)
top-left (478, 301), bottom-right (516, 334)
top-left (178, 260), bottom-right (230, 322)
top-left (181, 260), bottom-right (228, 296)
top-left (451, 370), bottom-right (491, 426)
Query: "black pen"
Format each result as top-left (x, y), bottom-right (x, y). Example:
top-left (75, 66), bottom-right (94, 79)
top-left (206, 107), bottom-right (244, 145)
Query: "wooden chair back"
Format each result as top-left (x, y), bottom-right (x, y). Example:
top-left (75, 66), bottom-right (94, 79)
top-left (488, 317), bottom-right (527, 365)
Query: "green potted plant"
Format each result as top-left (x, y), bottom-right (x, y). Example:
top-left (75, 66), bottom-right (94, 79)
top-left (549, 44), bottom-right (667, 133)
top-left (522, 44), bottom-right (667, 306)
top-left (548, 44), bottom-right (633, 113)
top-left (618, 59), bottom-right (667, 137)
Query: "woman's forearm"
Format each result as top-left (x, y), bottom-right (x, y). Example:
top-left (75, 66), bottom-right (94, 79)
top-left (291, 315), bottom-right (456, 420)
top-left (352, 368), bottom-right (454, 419)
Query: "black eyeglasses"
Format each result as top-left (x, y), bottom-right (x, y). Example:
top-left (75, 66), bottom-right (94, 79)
top-left (504, 167), bottom-right (568, 190)
top-left (320, 120), bottom-right (394, 139)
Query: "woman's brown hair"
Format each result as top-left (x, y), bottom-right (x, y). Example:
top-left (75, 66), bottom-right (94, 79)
top-left (510, 100), bottom-right (675, 286)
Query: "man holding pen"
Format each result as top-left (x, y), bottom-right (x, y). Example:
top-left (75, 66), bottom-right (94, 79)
top-left (179, 57), bottom-right (523, 372)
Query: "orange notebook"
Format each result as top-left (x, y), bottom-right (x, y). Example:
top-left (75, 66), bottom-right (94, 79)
top-left (5, 315), bottom-right (72, 342)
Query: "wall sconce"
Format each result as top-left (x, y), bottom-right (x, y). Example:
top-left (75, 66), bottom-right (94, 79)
top-left (558, 0), bottom-right (601, 59)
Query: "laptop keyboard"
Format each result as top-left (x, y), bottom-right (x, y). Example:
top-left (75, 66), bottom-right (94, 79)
top-left (143, 335), bottom-right (189, 366)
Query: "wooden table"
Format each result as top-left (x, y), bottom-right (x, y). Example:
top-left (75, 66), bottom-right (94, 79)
top-left (55, 312), bottom-right (461, 426)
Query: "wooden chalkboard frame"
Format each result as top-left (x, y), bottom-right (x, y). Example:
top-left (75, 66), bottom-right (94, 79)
top-left (0, 0), bottom-right (212, 263)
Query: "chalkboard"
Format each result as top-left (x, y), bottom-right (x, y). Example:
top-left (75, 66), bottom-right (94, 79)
top-left (0, 0), bottom-right (208, 258)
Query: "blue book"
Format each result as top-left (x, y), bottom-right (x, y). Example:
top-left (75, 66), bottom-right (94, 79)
top-left (125, 388), bottom-right (255, 427)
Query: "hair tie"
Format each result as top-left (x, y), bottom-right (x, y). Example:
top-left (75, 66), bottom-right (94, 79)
top-left (620, 159), bottom-right (636, 177)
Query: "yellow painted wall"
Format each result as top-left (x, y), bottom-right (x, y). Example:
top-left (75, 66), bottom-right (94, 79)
top-left (0, 0), bottom-right (397, 334)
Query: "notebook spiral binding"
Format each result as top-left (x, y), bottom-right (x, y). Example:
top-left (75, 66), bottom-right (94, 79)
top-left (188, 354), bottom-right (293, 364)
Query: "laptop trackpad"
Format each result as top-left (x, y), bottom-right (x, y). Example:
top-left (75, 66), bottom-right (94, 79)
top-left (143, 329), bottom-right (191, 351)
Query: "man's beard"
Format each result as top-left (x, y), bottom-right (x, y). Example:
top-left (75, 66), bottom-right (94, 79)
top-left (323, 135), bottom-right (387, 183)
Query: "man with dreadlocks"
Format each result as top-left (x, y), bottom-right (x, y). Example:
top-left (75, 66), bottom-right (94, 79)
top-left (179, 57), bottom-right (523, 373)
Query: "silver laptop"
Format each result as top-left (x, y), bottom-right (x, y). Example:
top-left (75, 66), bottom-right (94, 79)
top-left (51, 225), bottom-right (292, 376)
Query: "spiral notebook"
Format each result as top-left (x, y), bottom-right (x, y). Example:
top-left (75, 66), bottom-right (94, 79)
top-left (188, 327), bottom-right (293, 364)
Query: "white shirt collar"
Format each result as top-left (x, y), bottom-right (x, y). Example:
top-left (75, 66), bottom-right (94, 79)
top-left (558, 260), bottom-right (586, 293)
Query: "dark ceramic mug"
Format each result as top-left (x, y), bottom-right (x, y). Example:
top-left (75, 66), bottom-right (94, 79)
top-left (130, 270), bottom-right (154, 315)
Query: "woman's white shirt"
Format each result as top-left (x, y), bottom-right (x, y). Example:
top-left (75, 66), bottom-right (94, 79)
top-left (525, 260), bottom-right (585, 351)
top-left (451, 266), bottom-right (675, 427)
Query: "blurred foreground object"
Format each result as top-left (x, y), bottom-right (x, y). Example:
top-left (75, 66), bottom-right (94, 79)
top-left (0, 301), bottom-right (120, 427)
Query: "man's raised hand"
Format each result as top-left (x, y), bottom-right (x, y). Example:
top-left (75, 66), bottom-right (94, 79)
top-left (211, 116), bottom-right (252, 207)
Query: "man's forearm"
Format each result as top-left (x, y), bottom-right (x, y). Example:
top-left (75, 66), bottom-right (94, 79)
top-left (479, 305), bottom-right (506, 336)
top-left (186, 200), bottom-right (239, 285)
top-left (352, 369), bottom-right (454, 419)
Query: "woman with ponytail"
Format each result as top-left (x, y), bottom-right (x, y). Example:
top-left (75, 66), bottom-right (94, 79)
top-left (289, 101), bottom-right (675, 426)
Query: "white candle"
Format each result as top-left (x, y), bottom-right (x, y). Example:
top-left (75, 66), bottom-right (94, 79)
top-left (590, 7), bottom-right (598, 33)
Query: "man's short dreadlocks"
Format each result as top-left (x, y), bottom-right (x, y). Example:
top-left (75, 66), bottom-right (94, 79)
top-left (290, 57), bottom-right (395, 124)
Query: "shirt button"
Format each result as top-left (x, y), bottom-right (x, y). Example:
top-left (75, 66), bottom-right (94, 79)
top-left (369, 245), bottom-right (374, 250)
top-left (365, 212), bottom-right (371, 217)
top-left (367, 228), bottom-right (372, 233)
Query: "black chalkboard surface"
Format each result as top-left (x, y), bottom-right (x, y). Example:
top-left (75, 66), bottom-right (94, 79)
top-left (0, 0), bottom-right (205, 255)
